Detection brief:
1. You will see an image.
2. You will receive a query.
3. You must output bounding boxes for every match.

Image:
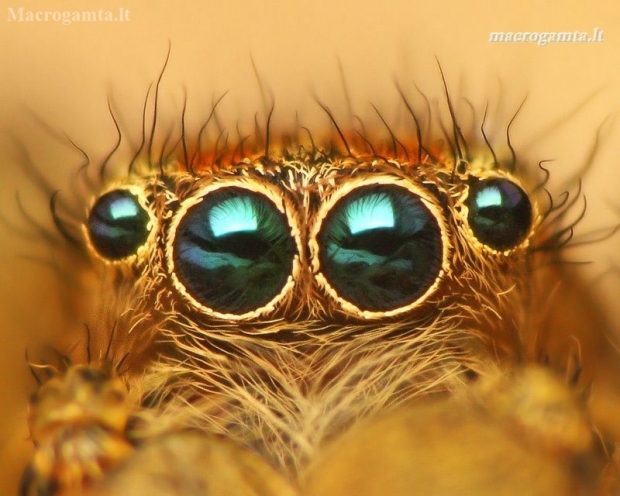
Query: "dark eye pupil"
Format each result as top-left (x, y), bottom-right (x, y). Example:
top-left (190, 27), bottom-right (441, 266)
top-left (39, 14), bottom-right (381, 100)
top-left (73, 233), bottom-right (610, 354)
top-left (214, 232), bottom-right (272, 260)
top-left (87, 190), bottom-right (150, 260)
top-left (173, 188), bottom-right (294, 315)
top-left (318, 185), bottom-right (443, 312)
top-left (467, 178), bottom-right (532, 251)
top-left (340, 228), bottom-right (400, 256)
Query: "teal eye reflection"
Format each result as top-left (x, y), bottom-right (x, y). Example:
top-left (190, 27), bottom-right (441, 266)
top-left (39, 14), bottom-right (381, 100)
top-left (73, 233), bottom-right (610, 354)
top-left (347, 194), bottom-right (395, 233)
top-left (209, 196), bottom-right (262, 238)
top-left (318, 185), bottom-right (444, 312)
top-left (173, 188), bottom-right (295, 315)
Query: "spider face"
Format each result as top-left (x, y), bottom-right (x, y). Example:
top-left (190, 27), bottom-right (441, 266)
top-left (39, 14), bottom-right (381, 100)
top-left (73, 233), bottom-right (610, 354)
top-left (20, 71), bottom-right (617, 495)
top-left (61, 143), bottom-right (546, 478)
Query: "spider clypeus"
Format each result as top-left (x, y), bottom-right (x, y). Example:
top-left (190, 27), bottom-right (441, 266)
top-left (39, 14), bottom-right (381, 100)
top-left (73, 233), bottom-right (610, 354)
top-left (15, 58), bottom-right (620, 496)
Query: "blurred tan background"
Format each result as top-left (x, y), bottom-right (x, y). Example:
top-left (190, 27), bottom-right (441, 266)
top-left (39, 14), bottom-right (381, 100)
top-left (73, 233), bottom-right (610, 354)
top-left (0, 0), bottom-right (619, 492)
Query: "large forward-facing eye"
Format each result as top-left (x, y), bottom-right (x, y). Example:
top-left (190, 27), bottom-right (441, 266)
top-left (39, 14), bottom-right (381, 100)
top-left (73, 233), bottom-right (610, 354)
top-left (316, 184), bottom-right (445, 314)
top-left (466, 178), bottom-right (532, 251)
top-left (87, 189), bottom-right (151, 260)
top-left (170, 187), bottom-right (295, 317)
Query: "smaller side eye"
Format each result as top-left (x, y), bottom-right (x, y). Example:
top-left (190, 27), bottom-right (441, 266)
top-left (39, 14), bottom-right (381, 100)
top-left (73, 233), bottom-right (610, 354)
top-left (87, 189), bottom-right (151, 260)
top-left (466, 178), bottom-right (532, 251)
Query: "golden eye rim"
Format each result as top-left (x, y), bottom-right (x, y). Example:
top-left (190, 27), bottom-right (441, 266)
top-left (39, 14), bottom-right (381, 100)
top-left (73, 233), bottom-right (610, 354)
top-left (308, 174), bottom-right (451, 320)
top-left (165, 178), bottom-right (303, 321)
